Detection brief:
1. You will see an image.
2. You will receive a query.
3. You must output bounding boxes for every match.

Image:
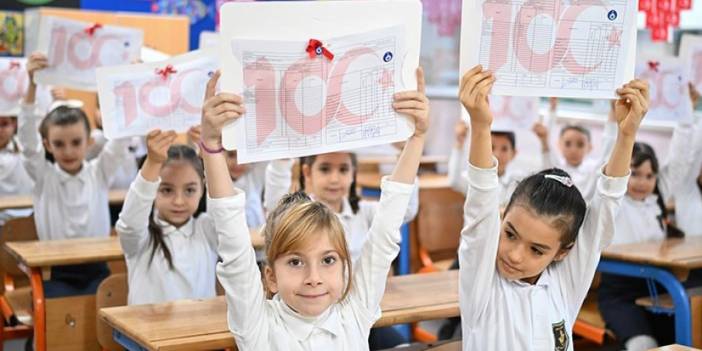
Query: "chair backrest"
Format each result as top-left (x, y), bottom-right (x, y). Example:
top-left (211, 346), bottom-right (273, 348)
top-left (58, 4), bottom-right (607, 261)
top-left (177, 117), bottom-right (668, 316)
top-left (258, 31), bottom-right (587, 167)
top-left (95, 273), bottom-right (128, 351)
top-left (415, 187), bottom-right (464, 261)
top-left (0, 216), bottom-right (38, 292)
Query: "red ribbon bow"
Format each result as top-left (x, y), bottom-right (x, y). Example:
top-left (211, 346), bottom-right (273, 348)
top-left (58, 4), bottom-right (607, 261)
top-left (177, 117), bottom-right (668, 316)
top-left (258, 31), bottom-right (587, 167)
top-left (648, 60), bottom-right (660, 72)
top-left (84, 23), bottom-right (103, 36)
top-left (8, 61), bottom-right (20, 70)
top-left (306, 39), bottom-right (334, 61)
top-left (155, 64), bottom-right (178, 80)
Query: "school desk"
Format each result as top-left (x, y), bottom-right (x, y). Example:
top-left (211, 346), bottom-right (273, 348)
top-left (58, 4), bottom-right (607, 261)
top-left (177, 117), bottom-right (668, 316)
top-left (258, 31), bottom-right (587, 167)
top-left (3, 231), bottom-right (264, 351)
top-left (0, 189), bottom-right (128, 211)
top-left (100, 270), bottom-right (459, 351)
top-left (599, 236), bottom-right (702, 346)
top-left (650, 345), bottom-right (702, 351)
top-left (3, 236), bottom-right (124, 351)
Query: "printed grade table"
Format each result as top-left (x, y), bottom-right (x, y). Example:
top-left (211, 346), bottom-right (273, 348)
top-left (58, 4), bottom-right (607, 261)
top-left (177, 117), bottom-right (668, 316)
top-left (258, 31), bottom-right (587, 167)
top-left (101, 270), bottom-right (459, 351)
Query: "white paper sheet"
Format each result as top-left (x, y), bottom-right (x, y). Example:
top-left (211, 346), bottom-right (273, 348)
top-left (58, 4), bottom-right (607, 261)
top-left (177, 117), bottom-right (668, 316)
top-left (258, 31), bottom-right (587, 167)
top-left (460, 0), bottom-right (637, 99)
top-left (217, 0), bottom-right (423, 157)
top-left (35, 16), bottom-right (143, 91)
top-left (199, 31), bottom-right (219, 49)
top-left (489, 95), bottom-right (540, 131)
top-left (680, 34), bottom-right (702, 94)
top-left (0, 58), bottom-right (29, 116)
top-left (635, 57), bottom-right (694, 124)
top-left (228, 26), bottom-right (411, 163)
top-left (97, 48), bottom-right (218, 140)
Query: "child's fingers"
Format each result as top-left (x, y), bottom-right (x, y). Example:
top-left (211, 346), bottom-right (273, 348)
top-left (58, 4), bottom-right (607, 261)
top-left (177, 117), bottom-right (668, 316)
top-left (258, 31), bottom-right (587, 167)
top-left (212, 102), bottom-right (246, 116)
top-left (393, 100), bottom-right (425, 110)
top-left (204, 70), bottom-right (221, 101)
top-left (620, 93), bottom-right (644, 114)
top-left (465, 70), bottom-right (492, 96)
top-left (618, 85), bottom-right (646, 107)
top-left (416, 67), bottom-right (426, 94)
top-left (459, 65), bottom-right (483, 92)
top-left (394, 91), bottom-right (427, 102)
top-left (469, 75), bottom-right (494, 102)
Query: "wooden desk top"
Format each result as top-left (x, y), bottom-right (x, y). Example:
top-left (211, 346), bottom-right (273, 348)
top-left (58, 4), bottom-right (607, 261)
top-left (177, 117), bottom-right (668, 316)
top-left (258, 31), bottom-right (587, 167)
top-left (602, 236), bottom-right (702, 272)
top-left (100, 270), bottom-right (459, 351)
top-left (357, 155), bottom-right (447, 165)
top-left (356, 173), bottom-right (451, 191)
top-left (5, 230), bottom-right (265, 268)
top-left (0, 189), bottom-right (127, 211)
top-left (4, 236), bottom-right (124, 268)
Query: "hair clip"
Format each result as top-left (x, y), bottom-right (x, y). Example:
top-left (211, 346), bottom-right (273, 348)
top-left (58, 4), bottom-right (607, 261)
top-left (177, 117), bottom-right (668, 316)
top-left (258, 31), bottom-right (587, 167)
top-left (544, 174), bottom-right (574, 187)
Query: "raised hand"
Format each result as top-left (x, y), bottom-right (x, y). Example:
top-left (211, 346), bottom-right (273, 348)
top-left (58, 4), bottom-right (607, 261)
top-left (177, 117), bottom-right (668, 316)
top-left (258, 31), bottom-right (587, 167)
top-left (393, 67), bottom-right (430, 138)
top-left (200, 70), bottom-right (246, 150)
top-left (613, 79), bottom-right (649, 138)
top-left (459, 65), bottom-right (495, 128)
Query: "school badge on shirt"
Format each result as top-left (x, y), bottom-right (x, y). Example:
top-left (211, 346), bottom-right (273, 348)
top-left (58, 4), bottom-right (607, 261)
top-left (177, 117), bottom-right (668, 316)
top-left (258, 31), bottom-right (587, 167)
top-left (552, 320), bottom-right (569, 351)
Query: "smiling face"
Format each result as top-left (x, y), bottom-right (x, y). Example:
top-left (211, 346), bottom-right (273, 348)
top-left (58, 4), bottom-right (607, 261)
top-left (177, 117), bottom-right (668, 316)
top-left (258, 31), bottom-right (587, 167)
top-left (497, 206), bottom-right (570, 284)
top-left (628, 159), bottom-right (657, 201)
top-left (265, 232), bottom-right (345, 317)
top-left (154, 161), bottom-right (204, 227)
top-left (302, 153), bottom-right (354, 212)
top-left (43, 122), bottom-right (93, 175)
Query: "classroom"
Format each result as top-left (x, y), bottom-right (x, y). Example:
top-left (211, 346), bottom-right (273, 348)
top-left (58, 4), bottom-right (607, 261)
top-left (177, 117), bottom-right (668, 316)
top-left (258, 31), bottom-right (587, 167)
top-left (0, 0), bottom-right (701, 350)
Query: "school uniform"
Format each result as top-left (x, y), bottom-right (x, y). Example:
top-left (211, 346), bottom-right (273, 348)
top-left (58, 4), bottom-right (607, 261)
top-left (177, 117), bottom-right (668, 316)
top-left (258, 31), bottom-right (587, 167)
top-left (88, 129), bottom-right (144, 190)
top-left (0, 138), bottom-right (34, 225)
top-left (448, 145), bottom-right (525, 207)
top-left (663, 118), bottom-right (702, 236)
top-left (17, 103), bottom-right (129, 297)
top-left (116, 174), bottom-right (218, 305)
top-left (597, 194), bottom-right (675, 347)
top-left (459, 158), bottom-right (627, 351)
top-left (234, 162), bottom-right (268, 229)
top-left (542, 116), bottom-right (617, 203)
top-left (213, 177), bottom-right (414, 351)
top-left (264, 159), bottom-right (419, 262)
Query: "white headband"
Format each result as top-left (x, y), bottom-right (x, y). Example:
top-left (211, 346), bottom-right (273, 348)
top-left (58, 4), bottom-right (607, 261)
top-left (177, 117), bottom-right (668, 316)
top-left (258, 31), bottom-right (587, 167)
top-left (544, 174), bottom-right (574, 187)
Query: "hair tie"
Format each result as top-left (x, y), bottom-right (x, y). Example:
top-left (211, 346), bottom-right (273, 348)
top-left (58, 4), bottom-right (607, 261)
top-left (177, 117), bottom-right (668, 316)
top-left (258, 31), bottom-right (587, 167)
top-left (544, 174), bottom-right (574, 187)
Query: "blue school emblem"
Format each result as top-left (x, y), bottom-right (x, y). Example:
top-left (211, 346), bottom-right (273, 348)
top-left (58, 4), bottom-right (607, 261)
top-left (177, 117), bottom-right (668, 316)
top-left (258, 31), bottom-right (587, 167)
top-left (608, 10), bottom-right (618, 21)
top-left (552, 320), bottom-right (569, 351)
top-left (383, 51), bottom-right (393, 62)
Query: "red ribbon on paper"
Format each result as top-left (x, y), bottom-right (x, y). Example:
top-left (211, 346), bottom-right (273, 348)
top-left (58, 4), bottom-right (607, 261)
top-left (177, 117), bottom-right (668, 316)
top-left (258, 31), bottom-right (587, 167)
top-left (84, 23), bottom-right (103, 36)
top-left (648, 60), bottom-right (660, 72)
top-left (306, 39), bottom-right (334, 61)
top-left (155, 64), bottom-right (178, 80)
top-left (8, 61), bottom-right (20, 70)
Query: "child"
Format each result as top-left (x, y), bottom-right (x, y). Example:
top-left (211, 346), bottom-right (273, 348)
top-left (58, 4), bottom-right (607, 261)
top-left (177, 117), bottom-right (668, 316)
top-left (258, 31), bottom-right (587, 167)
top-left (448, 119), bottom-right (525, 207)
top-left (17, 52), bottom-right (130, 297)
top-left (0, 115), bottom-right (33, 226)
top-left (532, 98), bottom-right (617, 202)
top-left (116, 130), bottom-right (217, 305)
top-left (458, 64), bottom-right (648, 350)
top-left (598, 142), bottom-right (684, 351)
top-left (202, 69), bottom-right (428, 350)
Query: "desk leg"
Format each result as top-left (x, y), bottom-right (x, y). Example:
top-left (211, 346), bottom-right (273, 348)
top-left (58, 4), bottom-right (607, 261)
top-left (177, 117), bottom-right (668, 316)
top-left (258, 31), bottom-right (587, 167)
top-left (113, 330), bottom-right (148, 351)
top-left (598, 260), bottom-right (692, 346)
top-left (399, 223), bottom-right (410, 276)
top-left (25, 266), bottom-right (45, 351)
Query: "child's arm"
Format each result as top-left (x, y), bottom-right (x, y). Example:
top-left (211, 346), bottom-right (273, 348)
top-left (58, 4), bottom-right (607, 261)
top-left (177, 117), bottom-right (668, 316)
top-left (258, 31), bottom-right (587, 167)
top-left (94, 137), bottom-right (131, 187)
top-left (591, 103), bottom-right (618, 168)
top-left (17, 53), bottom-right (49, 182)
top-left (115, 130), bottom-right (177, 256)
top-left (456, 65), bottom-right (502, 328)
top-left (556, 80), bottom-right (648, 322)
top-left (349, 68), bottom-right (427, 323)
top-left (262, 159), bottom-right (294, 214)
top-left (199, 72), bottom-right (268, 347)
top-left (447, 120), bottom-right (469, 194)
top-left (660, 89), bottom-right (698, 199)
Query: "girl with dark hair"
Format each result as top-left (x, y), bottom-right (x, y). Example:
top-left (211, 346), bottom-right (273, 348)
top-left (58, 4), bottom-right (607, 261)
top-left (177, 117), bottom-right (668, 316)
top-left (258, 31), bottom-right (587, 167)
top-left (0, 115), bottom-right (33, 226)
top-left (116, 129), bottom-right (217, 305)
top-left (598, 141), bottom-right (686, 351)
top-left (458, 64), bottom-right (649, 350)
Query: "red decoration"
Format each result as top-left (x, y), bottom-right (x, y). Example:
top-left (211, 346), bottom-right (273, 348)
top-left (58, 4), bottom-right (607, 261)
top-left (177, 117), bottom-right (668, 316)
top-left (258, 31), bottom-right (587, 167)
top-left (647, 60), bottom-right (661, 72)
top-left (641, 0), bottom-right (693, 42)
top-left (677, 0), bottom-right (692, 10)
top-left (305, 39), bottom-right (334, 61)
top-left (155, 64), bottom-right (177, 80)
top-left (84, 23), bottom-right (102, 36)
top-left (640, 0), bottom-right (652, 11)
top-left (8, 61), bottom-right (20, 70)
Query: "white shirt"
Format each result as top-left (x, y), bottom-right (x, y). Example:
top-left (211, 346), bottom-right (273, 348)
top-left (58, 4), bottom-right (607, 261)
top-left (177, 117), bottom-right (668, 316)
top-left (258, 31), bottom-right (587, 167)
top-left (264, 159), bottom-right (419, 262)
top-left (663, 118), bottom-right (702, 236)
top-left (542, 118), bottom-right (617, 203)
top-left (213, 177), bottom-right (414, 351)
top-left (459, 160), bottom-right (627, 351)
top-left (116, 174), bottom-right (218, 305)
top-left (448, 145), bottom-right (525, 207)
top-left (0, 138), bottom-right (34, 225)
top-left (233, 162), bottom-right (267, 229)
top-left (17, 103), bottom-right (128, 241)
top-left (610, 195), bottom-right (665, 245)
top-left (87, 129), bottom-right (143, 190)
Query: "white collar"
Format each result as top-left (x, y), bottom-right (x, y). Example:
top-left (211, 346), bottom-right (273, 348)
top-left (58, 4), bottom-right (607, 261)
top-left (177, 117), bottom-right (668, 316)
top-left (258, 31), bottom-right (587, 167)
top-left (272, 294), bottom-right (342, 341)
top-left (152, 211), bottom-right (195, 237)
top-left (54, 161), bottom-right (89, 184)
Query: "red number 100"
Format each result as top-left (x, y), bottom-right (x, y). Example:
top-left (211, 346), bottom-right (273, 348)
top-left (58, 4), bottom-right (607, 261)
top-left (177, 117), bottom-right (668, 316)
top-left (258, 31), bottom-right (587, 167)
top-left (48, 26), bottom-right (130, 71)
